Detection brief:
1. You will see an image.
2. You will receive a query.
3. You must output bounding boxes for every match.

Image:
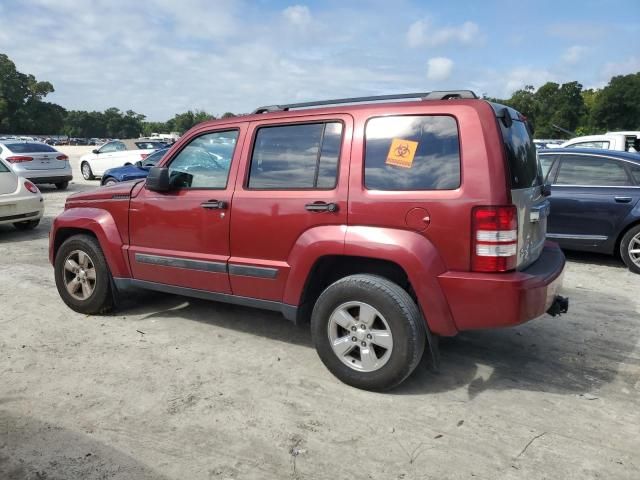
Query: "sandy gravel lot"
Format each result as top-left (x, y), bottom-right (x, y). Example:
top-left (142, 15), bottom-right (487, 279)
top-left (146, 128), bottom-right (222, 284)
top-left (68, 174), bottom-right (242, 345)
top-left (1, 148), bottom-right (639, 479)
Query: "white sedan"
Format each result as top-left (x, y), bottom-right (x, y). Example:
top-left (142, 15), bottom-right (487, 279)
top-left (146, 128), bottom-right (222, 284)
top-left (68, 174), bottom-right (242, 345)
top-left (0, 156), bottom-right (44, 230)
top-left (79, 140), bottom-right (158, 180)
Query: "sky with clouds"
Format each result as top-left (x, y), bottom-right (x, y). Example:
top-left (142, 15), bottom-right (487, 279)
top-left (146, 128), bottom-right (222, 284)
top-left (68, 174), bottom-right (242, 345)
top-left (1, 0), bottom-right (638, 121)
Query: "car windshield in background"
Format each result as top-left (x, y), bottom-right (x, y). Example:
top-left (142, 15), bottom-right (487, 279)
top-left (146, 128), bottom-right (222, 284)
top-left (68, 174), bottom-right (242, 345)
top-left (143, 149), bottom-right (168, 166)
top-left (135, 141), bottom-right (167, 149)
top-left (6, 143), bottom-right (57, 153)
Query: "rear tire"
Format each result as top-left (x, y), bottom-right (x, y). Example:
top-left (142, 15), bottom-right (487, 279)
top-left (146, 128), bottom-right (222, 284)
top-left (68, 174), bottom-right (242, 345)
top-left (54, 234), bottom-right (114, 314)
top-left (13, 219), bottom-right (40, 230)
top-left (81, 162), bottom-right (94, 180)
top-left (311, 274), bottom-right (426, 391)
top-left (620, 224), bottom-right (640, 274)
top-left (55, 181), bottom-right (69, 190)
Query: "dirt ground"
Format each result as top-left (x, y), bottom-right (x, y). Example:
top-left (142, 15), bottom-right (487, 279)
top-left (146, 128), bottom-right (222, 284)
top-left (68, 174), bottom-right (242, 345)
top-left (1, 147), bottom-right (639, 480)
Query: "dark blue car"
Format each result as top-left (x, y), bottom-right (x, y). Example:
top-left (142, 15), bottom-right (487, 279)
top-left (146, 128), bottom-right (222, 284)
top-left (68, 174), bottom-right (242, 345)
top-left (101, 148), bottom-right (169, 186)
top-left (539, 148), bottom-right (640, 273)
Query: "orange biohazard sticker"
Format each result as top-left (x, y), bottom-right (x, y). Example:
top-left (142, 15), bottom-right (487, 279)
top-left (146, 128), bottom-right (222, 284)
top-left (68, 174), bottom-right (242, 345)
top-left (386, 138), bottom-right (418, 168)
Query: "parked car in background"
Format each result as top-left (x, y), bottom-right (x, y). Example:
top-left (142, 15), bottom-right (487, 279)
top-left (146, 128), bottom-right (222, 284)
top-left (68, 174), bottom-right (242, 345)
top-left (134, 140), bottom-right (168, 150)
top-left (0, 141), bottom-right (73, 189)
top-left (560, 133), bottom-right (639, 152)
top-left (101, 147), bottom-right (169, 185)
top-left (539, 148), bottom-right (640, 273)
top-left (0, 156), bottom-right (44, 230)
top-left (50, 90), bottom-right (568, 391)
top-left (534, 139), bottom-right (564, 150)
top-left (79, 140), bottom-right (158, 180)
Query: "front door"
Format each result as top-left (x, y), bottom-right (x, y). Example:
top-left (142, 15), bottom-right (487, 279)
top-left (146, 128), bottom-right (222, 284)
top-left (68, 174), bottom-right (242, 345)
top-left (128, 126), bottom-right (246, 293)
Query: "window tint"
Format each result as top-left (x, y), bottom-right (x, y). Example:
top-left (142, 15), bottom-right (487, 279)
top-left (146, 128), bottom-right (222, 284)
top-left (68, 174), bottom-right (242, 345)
top-left (249, 122), bottom-right (343, 189)
top-left (364, 115), bottom-right (460, 190)
top-left (539, 155), bottom-right (556, 181)
top-left (6, 143), bottom-right (57, 153)
top-left (555, 155), bottom-right (631, 186)
top-left (500, 120), bottom-right (540, 189)
top-left (629, 164), bottom-right (640, 184)
top-left (168, 131), bottom-right (238, 189)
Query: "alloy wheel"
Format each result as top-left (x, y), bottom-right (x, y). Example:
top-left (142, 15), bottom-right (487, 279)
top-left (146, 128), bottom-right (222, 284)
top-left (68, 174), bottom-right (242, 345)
top-left (629, 232), bottom-right (640, 268)
top-left (327, 301), bottom-right (393, 372)
top-left (63, 250), bottom-right (97, 300)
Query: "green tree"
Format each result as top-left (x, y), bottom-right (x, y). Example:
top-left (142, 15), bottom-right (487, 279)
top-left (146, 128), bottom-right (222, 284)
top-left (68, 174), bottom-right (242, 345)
top-left (590, 73), bottom-right (640, 131)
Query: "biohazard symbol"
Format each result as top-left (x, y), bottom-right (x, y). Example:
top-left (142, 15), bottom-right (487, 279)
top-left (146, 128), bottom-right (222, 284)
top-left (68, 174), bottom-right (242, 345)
top-left (394, 143), bottom-right (410, 158)
top-left (386, 138), bottom-right (418, 168)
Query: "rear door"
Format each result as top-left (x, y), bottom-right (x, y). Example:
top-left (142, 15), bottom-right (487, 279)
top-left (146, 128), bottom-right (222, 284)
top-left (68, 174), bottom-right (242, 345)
top-left (229, 115), bottom-right (351, 301)
top-left (546, 153), bottom-right (640, 249)
top-left (498, 114), bottom-right (548, 269)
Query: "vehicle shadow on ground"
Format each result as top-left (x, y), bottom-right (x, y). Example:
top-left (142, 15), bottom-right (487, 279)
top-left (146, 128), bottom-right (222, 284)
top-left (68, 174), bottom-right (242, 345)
top-left (117, 285), bottom-right (638, 399)
top-left (0, 409), bottom-right (168, 480)
top-left (562, 250), bottom-right (627, 269)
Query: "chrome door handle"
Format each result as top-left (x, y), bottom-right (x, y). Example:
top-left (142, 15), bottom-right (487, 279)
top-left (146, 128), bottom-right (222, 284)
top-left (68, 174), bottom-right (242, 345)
top-left (305, 202), bottom-right (339, 212)
top-left (201, 200), bottom-right (227, 209)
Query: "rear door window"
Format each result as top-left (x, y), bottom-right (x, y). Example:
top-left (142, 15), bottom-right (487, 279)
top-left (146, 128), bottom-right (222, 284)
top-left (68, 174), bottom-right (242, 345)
top-left (555, 155), bottom-right (632, 186)
top-left (248, 122), bottom-right (343, 189)
top-left (539, 155), bottom-right (556, 181)
top-left (499, 120), bottom-right (541, 189)
top-left (364, 115), bottom-right (460, 190)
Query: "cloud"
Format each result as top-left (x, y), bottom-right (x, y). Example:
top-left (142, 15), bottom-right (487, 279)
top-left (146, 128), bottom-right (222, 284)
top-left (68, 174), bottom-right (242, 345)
top-left (426, 57), bottom-right (454, 81)
top-left (407, 19), bottom-right (480, 48)
top-left (546, 22), bottom-right (609, 41)
top-left (562, 45), bottom-right (587, 64)
top-left (600, 56), bottom-right (640, 80)
top-left (282, 5), bottom-right (312, 27)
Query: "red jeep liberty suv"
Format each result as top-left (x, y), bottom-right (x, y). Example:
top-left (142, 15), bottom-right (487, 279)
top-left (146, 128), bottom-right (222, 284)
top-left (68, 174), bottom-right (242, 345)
top-left (50, 91), bottom-right (568, 390)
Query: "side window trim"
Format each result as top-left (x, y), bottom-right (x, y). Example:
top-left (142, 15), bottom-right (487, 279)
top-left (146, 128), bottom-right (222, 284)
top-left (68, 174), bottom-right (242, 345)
top-left (246, 120), bottom-right (344, 191)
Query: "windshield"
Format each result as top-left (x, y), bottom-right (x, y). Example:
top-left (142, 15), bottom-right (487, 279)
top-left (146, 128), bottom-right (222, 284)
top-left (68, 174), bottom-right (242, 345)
top-left (143, 149), bottom-right (169, 166)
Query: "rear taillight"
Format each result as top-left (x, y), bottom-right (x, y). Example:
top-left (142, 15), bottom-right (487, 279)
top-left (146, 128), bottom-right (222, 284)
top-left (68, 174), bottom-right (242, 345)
top-left (6, 156), bottom-right (33, 163)
top-left (140, 154), bottom-right (149, 160)
top-left (471, 206), bottom-right (518, 272)
top-left (24, 181), bottom-right (39, 194)
top-left (56, 154), bottom-right (68, 161)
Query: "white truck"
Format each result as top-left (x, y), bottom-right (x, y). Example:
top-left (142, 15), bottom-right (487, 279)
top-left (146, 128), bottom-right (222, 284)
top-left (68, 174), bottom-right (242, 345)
top-left (80, 140), bottom-right (158, 180)
top-left (560, 132), bottom-right (639, 152)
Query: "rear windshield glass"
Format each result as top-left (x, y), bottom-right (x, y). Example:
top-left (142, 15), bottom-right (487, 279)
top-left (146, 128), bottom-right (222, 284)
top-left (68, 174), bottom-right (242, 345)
top-left (500, 120), bottom-right (541, 189)
top-left (6, 143), bottom-right (57, 153)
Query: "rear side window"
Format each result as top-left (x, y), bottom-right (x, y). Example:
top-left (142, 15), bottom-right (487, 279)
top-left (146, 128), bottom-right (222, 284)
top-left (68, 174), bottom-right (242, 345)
top-left (555, 155), bottom-right (631, 186)
top-left (539, 155), bottom-right (556, 181)
top-left (6, 143), bottom-right (57, 153)
top-left (500, 120), bottom-right (541, 189)
top-left (248, 122), bottom-right (343, 189)
top-left (364, 115), bottom-right (460, 190)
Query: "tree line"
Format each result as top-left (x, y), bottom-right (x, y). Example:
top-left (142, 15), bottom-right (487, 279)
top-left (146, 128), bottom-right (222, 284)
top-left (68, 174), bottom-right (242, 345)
top-left (1, 52), bottom-right (639, 139)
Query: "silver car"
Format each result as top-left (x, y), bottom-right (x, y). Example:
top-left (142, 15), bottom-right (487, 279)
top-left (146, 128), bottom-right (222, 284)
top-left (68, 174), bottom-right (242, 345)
top-left (0, 156), bottom-right (44, 230)
top-left (0, 141), bottom-right (72, 190)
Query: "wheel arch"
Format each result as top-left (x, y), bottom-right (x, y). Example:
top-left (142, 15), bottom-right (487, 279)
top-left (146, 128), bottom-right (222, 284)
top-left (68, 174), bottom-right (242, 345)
top-left (615, 218), bottom-right (640, 258)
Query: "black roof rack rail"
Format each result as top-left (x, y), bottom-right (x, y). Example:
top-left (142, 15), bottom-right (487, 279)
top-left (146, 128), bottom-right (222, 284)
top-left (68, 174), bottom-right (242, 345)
top-left (252, 90), bottom-right (478, 114)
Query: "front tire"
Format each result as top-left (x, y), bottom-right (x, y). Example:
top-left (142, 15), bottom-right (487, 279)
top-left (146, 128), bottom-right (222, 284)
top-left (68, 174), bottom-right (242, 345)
top-left (311, 274), bottom-right (426, 391)
top-left (103, 177), bottom-right (118, 186)
top-left (81, 162), bottom-right (94, 180)
top-left (13, 219), bottom-right (40, 230)
top-left (620, 224), bottom-right (640, 274)
top-left (54, 234), bottom-right (114, 314)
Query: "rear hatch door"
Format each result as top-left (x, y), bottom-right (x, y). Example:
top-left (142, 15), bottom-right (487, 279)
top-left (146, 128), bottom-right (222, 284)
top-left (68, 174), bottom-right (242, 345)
top-left (495, 106), bottom-right (548, 269)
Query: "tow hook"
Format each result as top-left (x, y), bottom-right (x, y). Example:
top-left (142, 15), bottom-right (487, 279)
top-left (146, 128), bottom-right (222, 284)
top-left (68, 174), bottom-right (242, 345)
top-left (547, 295), bottom-right (569, 317)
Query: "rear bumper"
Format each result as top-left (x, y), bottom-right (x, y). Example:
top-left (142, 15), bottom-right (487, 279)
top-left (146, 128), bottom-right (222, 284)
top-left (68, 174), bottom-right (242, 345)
top-left (438, 242), bottom-right (566, 331)
top-left (26, 174), bottom-right (73, 184)
top-left (0, 196), bottom-right (43, 225)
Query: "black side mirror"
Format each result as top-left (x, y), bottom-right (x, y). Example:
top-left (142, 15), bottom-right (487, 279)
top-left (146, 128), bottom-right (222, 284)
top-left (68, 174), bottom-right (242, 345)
top-left (146, 167), bottom-right (171, 192)
top-left (542, 183), bottom-right (552, 197)
top-left (92, 149), bottom-right (99, 154)
top-left (134, 160), bottom-right (143, 167)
